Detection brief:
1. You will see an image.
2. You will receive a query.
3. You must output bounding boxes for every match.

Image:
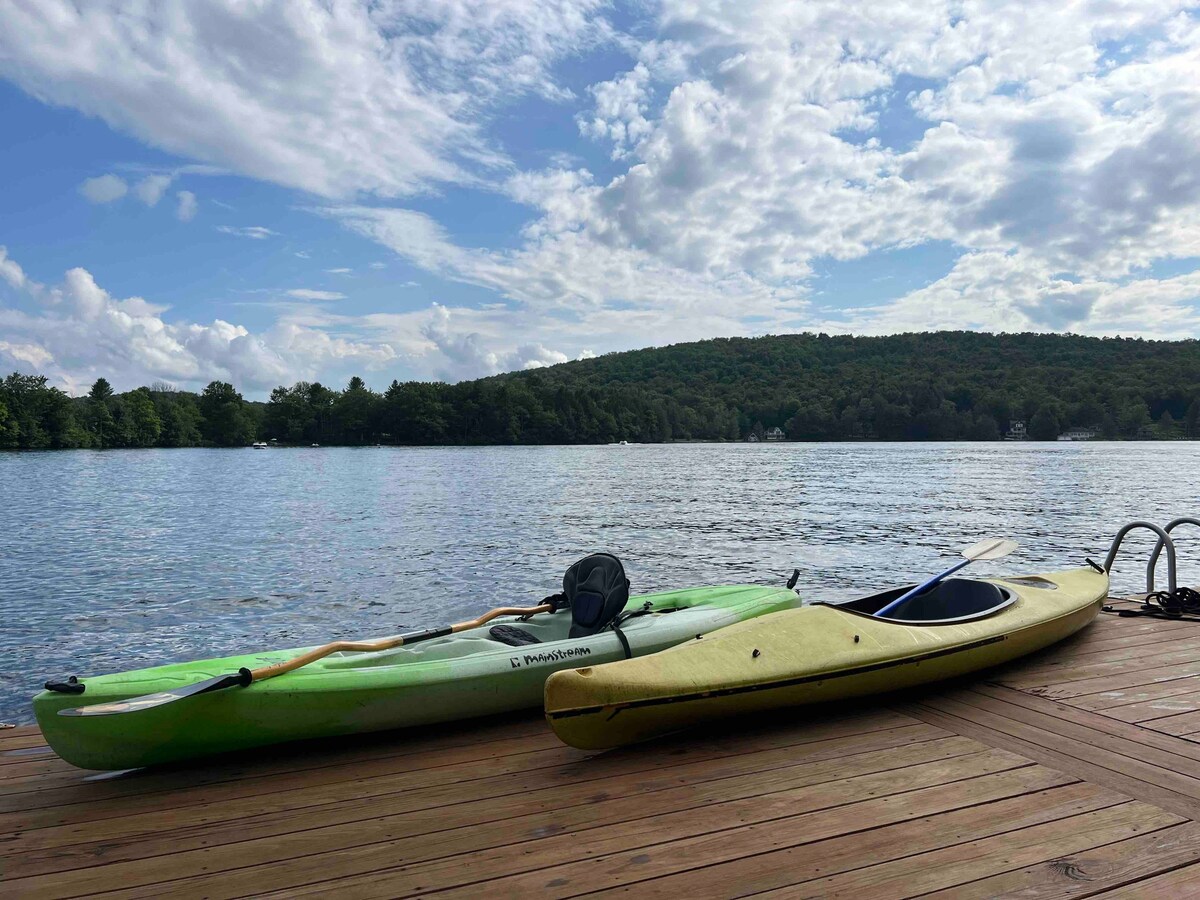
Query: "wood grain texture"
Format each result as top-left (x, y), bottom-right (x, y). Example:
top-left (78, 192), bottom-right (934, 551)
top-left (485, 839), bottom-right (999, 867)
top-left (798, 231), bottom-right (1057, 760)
top-left (4, 597), bottom-right (1200, 899)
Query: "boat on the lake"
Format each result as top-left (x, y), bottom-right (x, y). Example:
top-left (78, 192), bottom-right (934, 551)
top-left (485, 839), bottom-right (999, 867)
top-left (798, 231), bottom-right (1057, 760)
top-left (251, 441), bottom-right (268, 449)
top-left (34, 582), bottom-right (797, 770)
top-left (545, 566), bottom-right (1108, 749)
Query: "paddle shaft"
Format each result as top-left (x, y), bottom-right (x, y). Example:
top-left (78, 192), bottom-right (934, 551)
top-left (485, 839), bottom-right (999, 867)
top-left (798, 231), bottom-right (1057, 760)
top-left (247, 603), bottom-right (554, 682)
top-left (876, 558), bottom-right (971, 617)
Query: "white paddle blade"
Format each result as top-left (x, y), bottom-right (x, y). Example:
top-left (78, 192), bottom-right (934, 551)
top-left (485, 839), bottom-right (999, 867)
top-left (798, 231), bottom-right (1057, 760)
top-left (962, 538), bottom-right (1018, 561)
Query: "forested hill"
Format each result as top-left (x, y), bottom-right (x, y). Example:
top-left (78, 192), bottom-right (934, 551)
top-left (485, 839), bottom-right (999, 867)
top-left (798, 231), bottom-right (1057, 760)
top-left (3, 331), bottom-right (1200, 449)
top-left (498, 331), bottom-right (1200, 441)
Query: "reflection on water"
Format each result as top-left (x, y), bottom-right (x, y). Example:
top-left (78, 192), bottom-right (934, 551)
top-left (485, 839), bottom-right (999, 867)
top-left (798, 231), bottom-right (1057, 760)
top-left (2, 442), bottom-right (1198, 722)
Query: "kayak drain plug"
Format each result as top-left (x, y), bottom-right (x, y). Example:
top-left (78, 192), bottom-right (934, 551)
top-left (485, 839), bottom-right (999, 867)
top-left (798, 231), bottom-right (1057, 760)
top-left (753, 649), bottom-right (761, 658)
top-left (853, 635), bottom-right (860, 643)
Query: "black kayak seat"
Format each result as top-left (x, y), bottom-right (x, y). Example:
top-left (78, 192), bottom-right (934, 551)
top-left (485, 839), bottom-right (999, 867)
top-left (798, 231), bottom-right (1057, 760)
top-left (489, 625), bottom-right (542, 647)
top-left (833, 578), bottom-right (1016, 624)
top-left (565, 553), bottom-right (630, 638)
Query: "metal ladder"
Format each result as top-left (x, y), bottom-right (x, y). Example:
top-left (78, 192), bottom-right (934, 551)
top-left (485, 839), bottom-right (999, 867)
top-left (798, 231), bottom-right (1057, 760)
top-left (1101, 518), bottom-right (1200, 596)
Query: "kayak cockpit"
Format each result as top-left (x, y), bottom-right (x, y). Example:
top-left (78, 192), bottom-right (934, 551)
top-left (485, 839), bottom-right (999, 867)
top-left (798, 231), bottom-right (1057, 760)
top-left (827, 578), bottom-right (1017, 624)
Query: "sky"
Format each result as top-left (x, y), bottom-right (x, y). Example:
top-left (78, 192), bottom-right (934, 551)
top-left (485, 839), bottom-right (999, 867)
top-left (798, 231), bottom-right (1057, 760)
top-left (1, 1), bottom-right (1200, 397)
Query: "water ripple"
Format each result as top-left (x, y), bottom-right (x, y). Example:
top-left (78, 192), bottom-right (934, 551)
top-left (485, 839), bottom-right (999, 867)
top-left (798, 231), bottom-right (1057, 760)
top-left (2, 442), bottom-right (1198, 722)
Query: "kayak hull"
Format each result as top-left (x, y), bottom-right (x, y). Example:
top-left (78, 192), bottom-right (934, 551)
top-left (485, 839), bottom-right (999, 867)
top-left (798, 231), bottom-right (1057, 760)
top-left (35, 584), bottom-right (797, 770)
top-left (545, 568), bottom-right (1107, 750)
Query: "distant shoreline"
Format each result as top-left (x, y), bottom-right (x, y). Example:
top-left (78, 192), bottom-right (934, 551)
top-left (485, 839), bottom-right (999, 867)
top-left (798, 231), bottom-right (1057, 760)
top-left (6, 332), bottom-right (1200, 450)
top-left (2, 437), bottom-right (1194, 453)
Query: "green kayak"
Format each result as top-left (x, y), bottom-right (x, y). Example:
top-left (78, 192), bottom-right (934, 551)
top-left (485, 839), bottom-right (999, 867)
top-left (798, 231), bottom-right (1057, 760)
top-left (34, 584), bottom-right (797, 770)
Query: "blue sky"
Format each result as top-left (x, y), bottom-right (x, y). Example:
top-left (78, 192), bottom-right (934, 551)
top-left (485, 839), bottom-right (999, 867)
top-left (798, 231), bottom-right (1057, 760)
top-left (2, 1), bottom-right (1200, 396)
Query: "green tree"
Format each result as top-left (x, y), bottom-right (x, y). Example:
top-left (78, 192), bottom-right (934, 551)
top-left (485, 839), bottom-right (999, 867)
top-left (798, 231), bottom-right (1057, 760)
top-left (332, 376), bottom-right (378, 444)
top-left (89, 377), bottom-right (113, 401)
top-left (86, 378), bottom-right (117, 447)
top-left (122, 387), bottom-right (162, 447)
top-left (1029, 407), bottom-right (1060, 441)
top-left (1119, 401), bottom-right (1151, 437)
top-left (1158, 410), bottom-right (1177, 439)
top-left (199, 381), bottom-right (256, 446)
top-left (0, 396), bottom-right (17, 448)
top-left (1186, 399), bottom-right (1200, 439)
top-left (0, 373), bottom-right (78, 448)
top-left (969, 414), bottom-right (1001, 441)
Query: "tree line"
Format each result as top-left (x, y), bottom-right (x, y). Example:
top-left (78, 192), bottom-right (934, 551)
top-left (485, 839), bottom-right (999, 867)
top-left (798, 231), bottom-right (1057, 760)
top-left (2, 331), bottom-right (1199, 449)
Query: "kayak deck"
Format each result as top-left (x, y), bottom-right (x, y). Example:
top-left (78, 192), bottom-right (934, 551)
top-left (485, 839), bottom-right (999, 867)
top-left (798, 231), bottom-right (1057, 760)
top-left (7, 594), bottom-right (1200, 898)
top-left (546, 568), bottom-right (1109, 749)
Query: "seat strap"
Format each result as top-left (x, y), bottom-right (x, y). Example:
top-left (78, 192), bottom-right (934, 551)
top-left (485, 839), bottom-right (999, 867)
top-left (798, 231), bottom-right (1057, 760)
top-left (606, 603), bottom-right (688, 659)
top-left (612, 624), bottom-right (632, 659)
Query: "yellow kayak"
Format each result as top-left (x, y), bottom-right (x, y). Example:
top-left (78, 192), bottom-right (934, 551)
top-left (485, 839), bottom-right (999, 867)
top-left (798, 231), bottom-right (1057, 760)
top-left (545, 567), bottom-right (1107, 749)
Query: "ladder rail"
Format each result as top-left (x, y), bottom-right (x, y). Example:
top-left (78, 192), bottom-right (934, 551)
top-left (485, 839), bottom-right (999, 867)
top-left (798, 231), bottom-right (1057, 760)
top-left (1102, 520), bottom-right (1177, 595)
top-left (1146, 517), bottom-right (1200, 593)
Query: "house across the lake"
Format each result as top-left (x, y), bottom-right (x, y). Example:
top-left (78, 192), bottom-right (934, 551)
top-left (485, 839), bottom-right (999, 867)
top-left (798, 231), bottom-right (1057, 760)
top-left (1004, 420), bottom-right (1028, 441)
top-left (1057, 426), bottom-right (1099, 441)
top-left (764, 427), bottom-right (786, 441)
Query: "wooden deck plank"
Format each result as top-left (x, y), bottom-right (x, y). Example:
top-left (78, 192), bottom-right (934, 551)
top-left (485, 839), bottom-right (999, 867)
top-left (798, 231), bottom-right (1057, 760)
top-left (0, 712), bottom-right (561, 800)
top-left (81, 749), bottom-right (1042, 900)
top-left (0, 732), bottom-right (52, 754)
top-left (966, 682), bottom-right (1200, 765)
top-left (0, 708), bottom-right (916, 837)
top-left (1066, 674), bottom-right (1200, 711)
top-left (1091, 861), bottom-right (1200, 897)
top-left (1019, 658), bottom-right (1200, 701)
top-left (753, 802), bottom-right (1184, 899)
top-left (1003, 637), bottom-right (1200, 681)
top-left (1140, 708), bottom-right (1200, 737)
top-left (905, 696), bottom-right (1200, 811)
top-left (1000, 645), bottom-right (1200, 691)
top-left (428, 776), bottom-right (1113, 900)
top-left (916, 821), bottom-right (1200, 900)
top-left (915, 693), bottom-right (1200, 787)
top-left (4, 726), bottom-right (962, 881)
top-left (542, 782), bottom-right (1121, 900)
top-left (899, 702), bottom-right (1200, 820)
top-left (2, 722), bottom-right (946, 864)
top-left (1081, 689), bottom-right (1200, 723)
top-left (1035, 625), bottom-right (1200, 657)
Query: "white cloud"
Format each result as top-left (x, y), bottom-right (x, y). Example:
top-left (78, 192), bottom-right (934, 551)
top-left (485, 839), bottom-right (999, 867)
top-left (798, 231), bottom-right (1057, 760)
top-left (0, 340), bottom-right (54, 369)
top-left (0, 0), bottom-right (612, 198)
top-left (134, 174), bottom-right (173, 206)
top-left (79, 174), bottom-right (127, 203)
top-left (368, 261), bottom-right (387, 269)
top-left (286, 289), bottom-right (347, 301)
top-left (176, 190), bottom-right (198, 222)
top-left (11, 1), bottom-right (1200, 372)
top-left (0, 246), bottom-right (28, 290)
top-left (826, 250), bottom-right (1200, 338)
top-left (0, 249), bottom-right (396, 393)
top-left (420, 304), bottom-right (569, 379)
top-left (325, 267), bottom-right (353, 274)
top-left (327, 1), bottom-right (1200, 351)
top-left (217, 225), bottom-right (277, 239)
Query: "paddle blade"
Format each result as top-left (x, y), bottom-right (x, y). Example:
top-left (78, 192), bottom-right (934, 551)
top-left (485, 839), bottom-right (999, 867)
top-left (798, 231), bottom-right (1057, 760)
top-left (57, 671), bottom-right (249, 717)
top-left (962, 538), bottom-right (1018, 562)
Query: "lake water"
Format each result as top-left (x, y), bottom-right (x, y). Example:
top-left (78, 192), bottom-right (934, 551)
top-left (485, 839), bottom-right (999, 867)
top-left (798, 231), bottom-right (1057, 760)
top-left (3, 442), bottom-right (1199, 724)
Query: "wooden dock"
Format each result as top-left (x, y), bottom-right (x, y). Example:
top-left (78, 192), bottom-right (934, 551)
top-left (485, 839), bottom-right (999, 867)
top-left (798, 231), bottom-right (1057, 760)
top-left (6, 597), bottom-right (1200, 898)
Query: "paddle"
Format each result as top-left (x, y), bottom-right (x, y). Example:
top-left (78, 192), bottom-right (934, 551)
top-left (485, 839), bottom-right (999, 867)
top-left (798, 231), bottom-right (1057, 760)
top-left (58, 601), bottom-right (562, 717)
top-left (875, 538), bottom-right (1018, 618)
